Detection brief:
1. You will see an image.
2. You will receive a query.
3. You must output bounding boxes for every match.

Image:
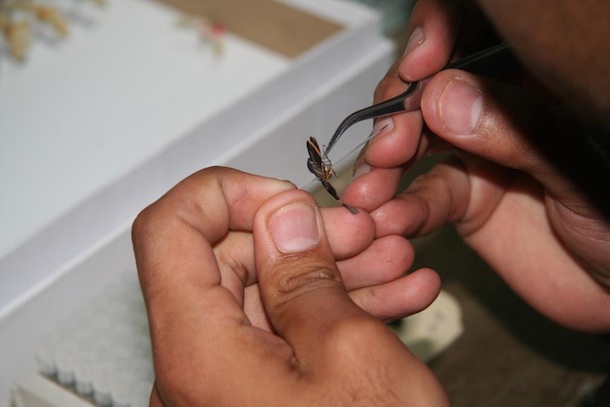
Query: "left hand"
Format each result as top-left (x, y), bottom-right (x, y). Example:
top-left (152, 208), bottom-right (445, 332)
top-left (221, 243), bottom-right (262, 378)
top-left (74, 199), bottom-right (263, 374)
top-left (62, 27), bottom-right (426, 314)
top-left (132, 167), bottom-right (445, 405)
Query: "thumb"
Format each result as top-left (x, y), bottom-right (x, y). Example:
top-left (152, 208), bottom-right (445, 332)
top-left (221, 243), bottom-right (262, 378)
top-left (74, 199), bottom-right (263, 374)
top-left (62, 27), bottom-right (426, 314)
top-left (421, 69), bottom-right (550, 171)
top-left (253, 190), bottom-right (379, 366)
top-left (253, 190), bottom-right (449, 405)
top-left (420, 70), bottom-right (609, 209)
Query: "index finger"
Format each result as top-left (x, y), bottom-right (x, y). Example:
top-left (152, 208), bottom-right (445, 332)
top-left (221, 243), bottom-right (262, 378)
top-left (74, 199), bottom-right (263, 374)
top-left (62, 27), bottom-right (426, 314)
top-left (399, 0), bottom-right (460, 82)
top-left (133, 166), bottom-right (293, 302)
top-left (131, 167), bottom-right (293, 381)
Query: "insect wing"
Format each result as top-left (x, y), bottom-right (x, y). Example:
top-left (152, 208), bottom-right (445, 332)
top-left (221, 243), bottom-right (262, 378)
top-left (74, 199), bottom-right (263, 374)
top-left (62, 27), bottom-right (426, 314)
top-left (307, 137), bottom-right (340, 200)
top-left (306, 137), bottom-right (323, 168)
top-left (320, 178), bottom-right (340, 200)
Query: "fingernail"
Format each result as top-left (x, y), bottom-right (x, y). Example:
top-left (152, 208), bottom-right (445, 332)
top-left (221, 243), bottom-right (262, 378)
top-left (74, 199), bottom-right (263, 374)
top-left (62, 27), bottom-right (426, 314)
top-left (439, 79), bottom-right (483, 135)
top-left (269, 203), bottom-right (320, 254)
top-left (404, 27), bottom-right (424, 57)
top-left (351, 162), bottom-right (371, 182)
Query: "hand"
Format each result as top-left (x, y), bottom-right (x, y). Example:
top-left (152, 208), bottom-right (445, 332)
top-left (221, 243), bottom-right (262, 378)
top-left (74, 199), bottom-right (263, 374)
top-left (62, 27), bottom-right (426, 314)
top-left (132, 167), bottom-right (447, 405)
top-left (344, 0), bottom-right (610, 332)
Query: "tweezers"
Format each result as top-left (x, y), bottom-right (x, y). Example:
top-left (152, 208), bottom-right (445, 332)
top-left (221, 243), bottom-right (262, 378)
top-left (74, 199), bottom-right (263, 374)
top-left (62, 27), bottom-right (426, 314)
top-left (323, 42), bottom-right (518, 157)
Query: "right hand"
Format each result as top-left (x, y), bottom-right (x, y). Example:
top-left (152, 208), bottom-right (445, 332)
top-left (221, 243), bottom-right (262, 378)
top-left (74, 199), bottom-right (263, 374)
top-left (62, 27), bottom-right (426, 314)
top-left (343, 0), bottom-right (610, 332)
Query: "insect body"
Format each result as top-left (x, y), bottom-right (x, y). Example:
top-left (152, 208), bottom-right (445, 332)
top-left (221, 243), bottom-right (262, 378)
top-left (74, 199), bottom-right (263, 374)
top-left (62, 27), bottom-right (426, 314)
top-left (306, 137), bottom-right (358, 214)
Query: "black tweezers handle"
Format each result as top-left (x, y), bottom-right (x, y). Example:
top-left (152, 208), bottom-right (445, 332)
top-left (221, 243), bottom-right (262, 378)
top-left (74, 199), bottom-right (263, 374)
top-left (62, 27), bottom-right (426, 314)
top-left (324, 42), bottom-right (518, 155)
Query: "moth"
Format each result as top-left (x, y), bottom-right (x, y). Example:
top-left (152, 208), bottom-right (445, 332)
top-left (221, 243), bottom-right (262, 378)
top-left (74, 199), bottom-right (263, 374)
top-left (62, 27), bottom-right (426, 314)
top-left (306, 137), bottom-right (358, 214)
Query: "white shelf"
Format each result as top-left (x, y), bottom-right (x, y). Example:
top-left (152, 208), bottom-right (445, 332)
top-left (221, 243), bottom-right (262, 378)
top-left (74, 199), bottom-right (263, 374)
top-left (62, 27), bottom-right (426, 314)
top-left (0, 0), bottom-right (289, 261)
top-left (0, 0), bottom-right (388, 316)
top-left (0, 0), bottom-right (395, 402)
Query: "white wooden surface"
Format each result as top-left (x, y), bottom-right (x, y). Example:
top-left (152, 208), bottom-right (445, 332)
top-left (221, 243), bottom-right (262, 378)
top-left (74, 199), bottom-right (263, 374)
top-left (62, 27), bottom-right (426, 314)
top-left (0, 0), bottom-right (396, 402)
top-left (0, 0), bottom-right (289, 260)
top-left (0, 0), bottom-right (383, 317)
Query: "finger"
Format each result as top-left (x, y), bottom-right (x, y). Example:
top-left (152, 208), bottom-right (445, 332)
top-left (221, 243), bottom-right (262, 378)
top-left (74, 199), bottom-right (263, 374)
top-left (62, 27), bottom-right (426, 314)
top-left (333, 235), bottom-right (443, 320)
top-left (150, 384), bottom-right (163, 406)
top-left (344, 111), bottom-right (424, 213)
top-left (361, 0), bottom-right (496, 171)
top-left (367, 60), bottom-right (426, 171)
top-left (214, 230), bottom-right (253, 306)
top-left (337, 235), bottom-right (414, 290)
top-left (399, 0), bottom-right (461, 82)
top-left (363, 113), bottom-right (425, 169)
top-left (132, 167), bottom-right (293, 390)
top-left (420, 70), bottom-right (608, 208)
top-left (344, 125), bottom-right (432, 212)
top-left (371, 157), bottom-right (481, 238)
top-left (213, 206), bottom-right (377, 303)
top-left (349, 267), bottom-right (441, 322)
top-left (243, 284), bottom-right (273, 330)
top-left (400, 0), bottom-right (500, 80)
top-left (215, 205), bottom-right (375, 264)
top-left (213, 205), bottom-right (375, 293)
top-left (350, 0), bottom-right (457, 210)
top-left (367, 0), bottom-right (462, 161)
top-left (349, 0), bottom-right (479, 208)
top-left (215, 213), bottom-right (407, 291)
top-left (320, 207), bottom-right (375, 259)
top-left (343, 166), bottom-right (403, 212)
top-left (244, 235), bottom-right (432, 326)
top-left (253, 189), bottom-right (387, 369)
top-left (133, 167), bottom-right (292, 319)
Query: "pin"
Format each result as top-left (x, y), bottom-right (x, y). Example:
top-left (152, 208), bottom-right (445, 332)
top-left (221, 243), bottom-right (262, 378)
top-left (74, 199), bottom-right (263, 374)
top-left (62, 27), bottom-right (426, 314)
top-left (306, 137), bottom-right (358, 214)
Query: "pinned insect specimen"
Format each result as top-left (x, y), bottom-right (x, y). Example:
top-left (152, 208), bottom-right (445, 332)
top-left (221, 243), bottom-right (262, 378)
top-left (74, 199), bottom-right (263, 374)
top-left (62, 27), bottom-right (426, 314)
top-left (306, 136), bottom-right (359, 214)
top-left (176, 13), bottom-right (225, 57)
top-left (304, 125), bottom-right (389, 214)
top-left (0, 0), bottom-right (106, 61)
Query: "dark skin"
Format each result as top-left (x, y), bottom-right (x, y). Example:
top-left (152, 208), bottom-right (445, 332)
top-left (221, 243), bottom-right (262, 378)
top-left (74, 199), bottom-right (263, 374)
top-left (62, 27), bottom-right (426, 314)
top-left (133, 0), bottom-right (610, 405)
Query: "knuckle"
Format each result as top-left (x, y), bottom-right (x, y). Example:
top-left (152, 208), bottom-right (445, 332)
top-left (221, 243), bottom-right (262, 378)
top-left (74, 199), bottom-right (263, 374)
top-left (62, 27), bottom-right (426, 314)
top-left (131, 202), bottom-right (178, 268)
top-left (325, 317), bottom-right (388, 354)
top-left (272, 256), bottom-right (341, 296)
top-left (154, 366), bottom-right (204, 406)
top-left (409, 171), bottom-right (449, 194)
top-left (131, 204), bottom-right (157, 245)
top-left (374, 63), bottom-right (402, 102)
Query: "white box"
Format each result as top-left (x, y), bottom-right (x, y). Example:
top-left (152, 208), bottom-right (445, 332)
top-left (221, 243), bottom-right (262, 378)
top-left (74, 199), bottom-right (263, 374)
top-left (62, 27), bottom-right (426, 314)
top-left (0, 0), bottom-right (394, 402)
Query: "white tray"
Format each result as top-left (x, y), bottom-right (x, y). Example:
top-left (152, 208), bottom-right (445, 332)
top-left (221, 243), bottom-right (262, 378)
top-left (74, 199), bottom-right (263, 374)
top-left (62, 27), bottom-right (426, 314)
top-left (0, 0), bottom-right (394, 402)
